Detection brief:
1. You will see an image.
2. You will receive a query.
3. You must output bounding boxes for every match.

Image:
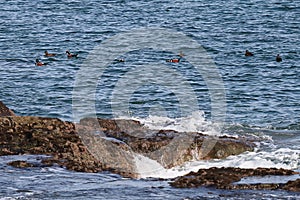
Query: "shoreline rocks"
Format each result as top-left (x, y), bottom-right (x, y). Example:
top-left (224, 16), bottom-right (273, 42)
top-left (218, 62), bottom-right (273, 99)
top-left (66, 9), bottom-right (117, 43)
top-left (79, 117), bottom-right (255, 169)
top-left (0, 116), bottom-right (107, 174)
top-left (0, 101), bottom-right (15, 117)
top-left (0, 101), bottom-right (299, 192)
top-left (0, 115), bottom-right (254, 178)
top-left (169, 167), bottom-right (300, 192)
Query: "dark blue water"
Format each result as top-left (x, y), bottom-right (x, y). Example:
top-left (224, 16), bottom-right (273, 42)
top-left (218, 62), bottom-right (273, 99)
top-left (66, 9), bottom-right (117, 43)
top-left (1, 0), bottom-right (299, 128)
top-left (0, 0), bottom-right (300, 199)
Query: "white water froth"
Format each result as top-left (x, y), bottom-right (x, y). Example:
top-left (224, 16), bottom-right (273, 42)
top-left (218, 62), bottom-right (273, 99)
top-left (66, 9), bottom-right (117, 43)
top-left (120, 112), bottom-right (300, 179)
top-left (132, 111), bottom-right (226, 137)
top-left (135, 148), bottom-right (300, 179)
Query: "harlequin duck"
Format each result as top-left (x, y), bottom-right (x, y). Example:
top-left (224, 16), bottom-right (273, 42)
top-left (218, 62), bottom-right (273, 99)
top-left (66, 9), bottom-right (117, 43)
top-left (35, 59), bottom-right (46, 66)
top-left (66, 50), bottom-right (78, 58)
top-left (44, 51), bottom-right (56, 57)
top-left (276, 54), bottom-right (282, 62)
top-left (245, 50), bottom-right (254, 56)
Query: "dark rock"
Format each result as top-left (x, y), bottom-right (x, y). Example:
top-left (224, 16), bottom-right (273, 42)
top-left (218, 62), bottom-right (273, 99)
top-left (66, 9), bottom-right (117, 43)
top-left (282, 179), bottom-right (300, 192)
top-left (229, 183), bottom-right (282, 190)
top-left (170, 167), bottom-right (299, 192)
top-left (0, 115), bottom-right (257, 178)
top-left (79, 118), bottom-right (255, 168)
top-left (8, 160), bottom-right (34, 168)
top-left (0, 116), bottom-right (108, 175)
top-left (0, 116), bottom-right (256, 178)
top-left (1, 102), bottom-right (299, 192)
top-left (0, 102), bottom-right (256, 179)
top-left (0, 101), bottom-right (15, 117)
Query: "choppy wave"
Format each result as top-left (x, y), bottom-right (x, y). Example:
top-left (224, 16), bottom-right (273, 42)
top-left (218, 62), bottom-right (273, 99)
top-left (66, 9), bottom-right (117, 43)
top-left (121, 112), bottom-right (300, 179)
top-left (1, 0), bottom-right (300, 198)
top-left (134, 111), bottom-right (224, 136)
top-left (136, 148), bottom-right (300, 179)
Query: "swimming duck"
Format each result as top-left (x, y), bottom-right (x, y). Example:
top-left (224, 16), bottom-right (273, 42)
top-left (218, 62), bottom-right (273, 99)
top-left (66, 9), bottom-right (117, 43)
top-left (44, 51), bottom-right (56, 57)
top-left (166, 52), bottom-right (184, 63)
top-left (245, 50), bottom-right (254, 56)
top-left (66, 50), bottom-right (78, 58)
top-left (114, 58), bottom-right (125, 62)
top-left (35, 59), bottom-right (46, 66)
top-left (276, 54), bottom-right (282, 62)
top-left (166, 58), bottom-right (181, 63)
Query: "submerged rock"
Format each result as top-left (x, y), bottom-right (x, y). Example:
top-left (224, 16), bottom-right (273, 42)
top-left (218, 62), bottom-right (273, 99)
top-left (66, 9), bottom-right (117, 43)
top-left (170, 167), bottom-right (300, 192)
top-left (8, 160), bottom-right (35, 168)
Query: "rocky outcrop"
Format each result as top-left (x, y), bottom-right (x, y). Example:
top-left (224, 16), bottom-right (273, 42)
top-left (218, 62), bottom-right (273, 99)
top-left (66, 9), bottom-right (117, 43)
top-left (8, 160), bottom-right (35, 168)
top-left (0, 115), bottom-right (255, 178)
top-left (0, 101), bottom-right (15, 116)
top-left (283, 179), bottom-right (300, 192)
top-left (0, 101), bottom-right (299, 192)
top-left (79, 118), bottom-right (255, 168)
top-left (170, 167), bottom-right (300, 192)
top-left (0, 116), bottom-right (109, 174)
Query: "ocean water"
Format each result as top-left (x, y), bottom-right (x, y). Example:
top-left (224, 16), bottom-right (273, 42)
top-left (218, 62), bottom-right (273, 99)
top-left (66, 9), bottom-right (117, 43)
top-left (0, 0), bottom-right (300, 199)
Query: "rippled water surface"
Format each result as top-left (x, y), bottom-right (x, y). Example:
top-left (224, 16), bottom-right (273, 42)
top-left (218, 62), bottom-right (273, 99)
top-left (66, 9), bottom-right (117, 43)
top-left (0, 0), bottom-right (300, 199)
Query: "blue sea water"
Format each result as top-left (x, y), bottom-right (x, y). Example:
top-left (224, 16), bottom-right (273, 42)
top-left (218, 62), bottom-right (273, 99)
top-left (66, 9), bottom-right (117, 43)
top-left (0, 0), bottom-right (300, 199)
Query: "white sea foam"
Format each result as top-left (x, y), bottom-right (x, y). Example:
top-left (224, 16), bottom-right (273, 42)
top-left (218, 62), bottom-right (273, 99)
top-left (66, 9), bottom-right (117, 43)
top-left (120, 113), bottom-right (300, 179)
top-left (129, 111), bottom-right (227, 137)
top-left (135, 148), bottom-right (300, 179)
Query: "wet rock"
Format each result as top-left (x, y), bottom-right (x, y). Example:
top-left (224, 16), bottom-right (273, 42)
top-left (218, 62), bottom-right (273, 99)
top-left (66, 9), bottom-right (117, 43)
top-left (0, 102), bottom-right (256, 179)
top-left (79, 118), bottom-right (255, 168)
top-left (0, 116), bottom-right (106, 174)
top-left (0, 115), bottom-right (256, 178)
top-left (75, 123), bottom-right (138, 177)
top-left (0, 101), bottom-right (15, 117)
top-left (1, 102), bottom-right (299, 192)
top-left (282, 179), bottom-right (300, 192)
top-left (170, 167), bottom-right (299, 192)
top-left (8, 160), bottom-right (34, 168)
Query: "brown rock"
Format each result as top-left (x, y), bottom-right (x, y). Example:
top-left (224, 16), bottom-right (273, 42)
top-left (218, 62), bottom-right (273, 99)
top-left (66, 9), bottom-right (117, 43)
top-left (0, 116), bottom-right (139, 178)
top-left (170, 167), bottom-right (299, 192)
top-left (8, 160), bottom-right (34, 168)
top-left (282, 179), bottom-right (300, 192)
top-left (79, 118), bottom-right (255, 169)
top-left (0, 114), bottom-right (256, 178)
top-left (0, 101), bottom-right (15, 117)
top-left (0, 102), bottom-right (257, 179)
top-left (0, 116), bottom-right (105, 174)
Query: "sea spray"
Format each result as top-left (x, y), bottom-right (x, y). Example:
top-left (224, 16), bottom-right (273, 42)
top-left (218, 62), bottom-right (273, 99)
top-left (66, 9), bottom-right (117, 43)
top-left (128, 113), bottom-right (300, 179)
top-left (135, 148), bottom-right (300, 179)
top-left (124, 110), bottom-right (226, 137)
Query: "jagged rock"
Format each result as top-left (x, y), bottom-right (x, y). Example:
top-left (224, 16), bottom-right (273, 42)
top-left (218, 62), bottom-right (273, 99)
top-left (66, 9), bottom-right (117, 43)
top-left (75, 123), bottom-right (138, 177)
top-left (0, 101), bottom-right (15, 117)
top-left (169, 167), bottom-right (300, 192)
top-left (8, 160), bottom-right (34, 168)
top-left (282, 179), bottom-right (300, 192)
top-left (0, 116), bottom-right (256, 178)
top-left (0, 102), bottom-right (299, 192)
top-left (0, 116), bottom-right (131, 176)
top-left (0, 116), bottom-right (140, 178)
top-left (79, 118), bottom-right (255, 168)
top-left (0, 114), bottom-right (257, 178)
